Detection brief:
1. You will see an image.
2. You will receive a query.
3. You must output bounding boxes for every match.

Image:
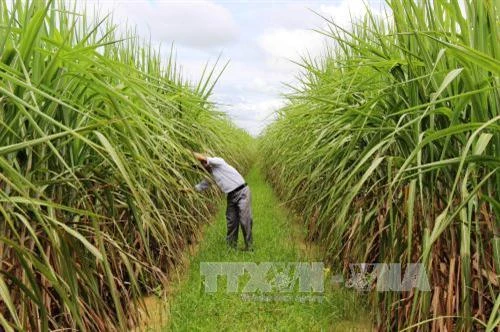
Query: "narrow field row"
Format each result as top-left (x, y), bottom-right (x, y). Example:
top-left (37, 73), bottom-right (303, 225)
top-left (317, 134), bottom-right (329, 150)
top-left (160, 167), bottom-right (370, 331)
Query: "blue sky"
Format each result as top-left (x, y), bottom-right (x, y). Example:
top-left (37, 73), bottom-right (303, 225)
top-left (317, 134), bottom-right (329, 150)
top-left (83, 0), bottom-right (386, 135)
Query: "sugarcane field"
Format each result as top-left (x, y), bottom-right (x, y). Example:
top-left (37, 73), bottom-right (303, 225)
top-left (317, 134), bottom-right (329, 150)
top-left (0, 0), bottom-right (498, 331)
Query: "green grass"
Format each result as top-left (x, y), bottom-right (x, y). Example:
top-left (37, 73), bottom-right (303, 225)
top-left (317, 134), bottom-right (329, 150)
top-left (165, 167), bottom-right (370, 331)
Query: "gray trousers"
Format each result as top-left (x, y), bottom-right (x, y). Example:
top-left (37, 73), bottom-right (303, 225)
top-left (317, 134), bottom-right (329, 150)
top-left (226, 186), bottom-right (253, 249)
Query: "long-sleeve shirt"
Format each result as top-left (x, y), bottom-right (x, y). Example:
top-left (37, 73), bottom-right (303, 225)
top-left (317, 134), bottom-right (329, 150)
top-left (195, 157), bottom-right (245, 194)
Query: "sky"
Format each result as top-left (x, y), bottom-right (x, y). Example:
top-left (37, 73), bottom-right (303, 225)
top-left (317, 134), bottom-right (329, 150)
top-left (81, 0), bottom-right (386, 136)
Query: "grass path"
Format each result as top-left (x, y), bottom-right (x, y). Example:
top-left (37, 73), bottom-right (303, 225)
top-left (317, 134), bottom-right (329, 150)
top-left (162, 167), bottom-right (370, 331)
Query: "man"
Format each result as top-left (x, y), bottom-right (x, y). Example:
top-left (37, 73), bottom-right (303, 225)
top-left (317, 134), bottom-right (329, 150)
top-left (192, 152), bottom-right (253, 251)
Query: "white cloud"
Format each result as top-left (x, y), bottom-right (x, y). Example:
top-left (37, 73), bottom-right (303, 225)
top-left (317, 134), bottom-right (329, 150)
top-left (258, 28), bottom-right (325, 63)
top-left (319, 0), bottom-right (381, 28)
top-left (257, 0), bottom-right (383, 70)
top-left (260, 4), bottom-right (320, 29)
top-left (223, 98), bottom-right (285, 136)
top-left (247, 77), bottom-right (279, 94)
top-left (81, 0), bottom-right (239, 49)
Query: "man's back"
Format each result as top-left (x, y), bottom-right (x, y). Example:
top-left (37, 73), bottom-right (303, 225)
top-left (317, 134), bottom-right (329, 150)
top-left (205, 157), bottom-right (245, 193)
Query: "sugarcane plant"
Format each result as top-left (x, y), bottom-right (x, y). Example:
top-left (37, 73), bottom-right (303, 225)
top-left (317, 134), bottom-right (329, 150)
top-left (0, 0), bottom-right (253, 330)
top-left (260, 0), bottom-right (499, 330)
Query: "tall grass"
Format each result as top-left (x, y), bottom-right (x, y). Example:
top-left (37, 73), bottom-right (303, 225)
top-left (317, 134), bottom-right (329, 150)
top-left (260, 0), bottom-right (499, 330)
top-left (0, 0), bottom-right (252, 330)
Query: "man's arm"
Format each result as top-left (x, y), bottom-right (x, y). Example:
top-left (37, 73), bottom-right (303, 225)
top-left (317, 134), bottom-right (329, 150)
top-left (206, 157), bottom-right (225, 166)
top-left (194, 179), bottom-right (211, 192)
top-left (193, 152), bottom-right (225, 167)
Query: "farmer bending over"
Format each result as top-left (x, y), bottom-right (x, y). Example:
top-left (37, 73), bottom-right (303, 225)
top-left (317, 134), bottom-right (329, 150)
top-left (193, 152), bottom-right (253, 251)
